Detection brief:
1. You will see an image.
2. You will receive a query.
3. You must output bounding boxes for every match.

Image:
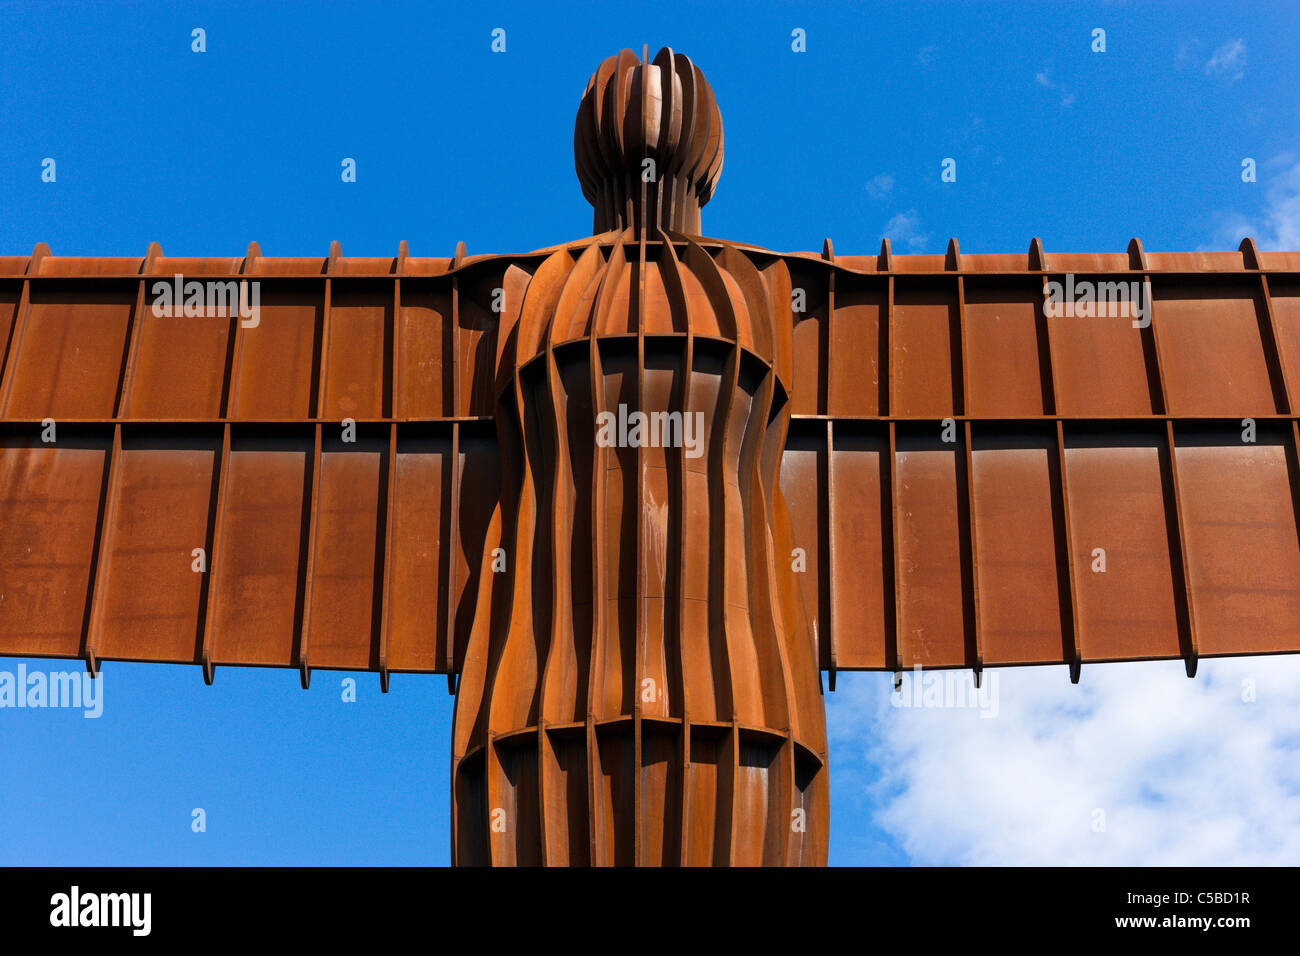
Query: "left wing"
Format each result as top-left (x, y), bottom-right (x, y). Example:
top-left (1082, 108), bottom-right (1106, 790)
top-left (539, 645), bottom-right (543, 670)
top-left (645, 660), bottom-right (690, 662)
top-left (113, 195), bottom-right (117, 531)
top-left (0, 242), bottom-right (510, 689)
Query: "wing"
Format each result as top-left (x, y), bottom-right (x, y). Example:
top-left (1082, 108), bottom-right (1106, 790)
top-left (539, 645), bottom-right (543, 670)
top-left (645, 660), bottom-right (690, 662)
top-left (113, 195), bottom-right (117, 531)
top-left (0, 241), bottom-right (514, 690)
top-left (780, 236), bottom-right (1300, 686)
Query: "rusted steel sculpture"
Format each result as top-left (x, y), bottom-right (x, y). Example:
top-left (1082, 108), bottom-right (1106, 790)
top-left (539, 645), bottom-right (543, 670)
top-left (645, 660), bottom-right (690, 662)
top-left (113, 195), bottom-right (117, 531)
top-left (3, 47), bottom-right (1300, 866)
top-left (454, 48), bottom-right (823, 866)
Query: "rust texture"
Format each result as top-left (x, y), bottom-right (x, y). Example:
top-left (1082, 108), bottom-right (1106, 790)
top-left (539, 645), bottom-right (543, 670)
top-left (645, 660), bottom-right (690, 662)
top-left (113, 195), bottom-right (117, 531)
top-left (575, 48), bottom-right (723, 235)
top-left (3, 47), bottom-right (1300, 865)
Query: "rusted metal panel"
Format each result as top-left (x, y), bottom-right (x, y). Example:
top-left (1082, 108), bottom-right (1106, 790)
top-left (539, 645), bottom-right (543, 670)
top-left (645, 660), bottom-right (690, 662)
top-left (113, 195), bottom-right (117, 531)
top-left (304, 429), bottom-right (386, 670)
top-left (639, 726), bottom-right (683, 866)
top-left (780, 419), bottom-right (828, 668)
top-left (229, 282), bottom-right (322, 419)
top-left (969, 428), bottom-right (1070, 665)
top-left (384, 423), bottom-right (452, 671)
top-left (788, 264), bottom-right (827, 416)
top-left (892, 279), bottom-right (961, 417)
top-left (828, 278), bottom-right (885, 416)
top-left (207, 426), bottom-right (313, 667)
top-left (685, 727), bottom-right (731, 866)
top-left (1062, 427), bottom-right (1183, 661)
top-left (963, 280), bottom-right (1051, 416)
top-left (456, 271), bottom-right (504, 417)
top-left (91, 427), bottom-right (221, 663)
top-left (1153, 279), bottom-right (1282, 415)
top-left (322, 282), bottom-right (390, 419)
top-left (733, 733), bottom-right (783, 866)
top-left (396, 281), bottom-right (453, 417)
top-left (893, 427), bottom-right (972, 668)
top-left (1, 283), bottom-right (135, 418)
top-left (1172, 425), bottom-right (1300, 655)
top-left (0, 426), bottom-right (109, 657)
top-left (1046, 287), bottom-right (1159, 416)
top-left (542, 729), bottom-right (589, 866)
top-left (827, 422), bottom-right (891, 669)
top-left (123, 303), bottom-right (230, 418)
top-left (453, 422), bottom-right (500, 672)
top-left (1265, 279), bottom-right (1300, 402)
top-left (0, 283), bottom-right (22, 371)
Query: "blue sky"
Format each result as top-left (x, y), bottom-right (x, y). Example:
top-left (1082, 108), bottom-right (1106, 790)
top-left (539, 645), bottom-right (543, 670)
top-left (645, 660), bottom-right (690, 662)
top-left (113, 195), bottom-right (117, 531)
top-left (1, 0), bottom-right (1299, 865)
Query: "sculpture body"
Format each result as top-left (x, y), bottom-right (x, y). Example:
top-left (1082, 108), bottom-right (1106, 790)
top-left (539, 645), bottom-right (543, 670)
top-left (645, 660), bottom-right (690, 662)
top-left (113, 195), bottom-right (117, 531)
top-left (451, 49), bottom-right (828, 865)
top-left (3, 45), bottom-right (1300, 869)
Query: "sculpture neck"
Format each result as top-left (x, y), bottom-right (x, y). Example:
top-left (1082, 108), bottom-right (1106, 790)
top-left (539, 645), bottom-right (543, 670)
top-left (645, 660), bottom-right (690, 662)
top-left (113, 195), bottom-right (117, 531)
top-left (590, 171), bottom-right (704, 235)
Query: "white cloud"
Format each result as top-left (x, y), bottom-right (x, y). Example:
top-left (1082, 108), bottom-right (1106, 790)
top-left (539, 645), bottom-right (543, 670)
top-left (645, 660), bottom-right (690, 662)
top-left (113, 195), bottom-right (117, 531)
top-left (828, 656), bottom-right (1300, 865)
top-left (865, 173), bottom-right (895, 201)
top-left (883, 209), bottom-right (928, 252)
top-left (1211, 154), bottom-right (1300, 251)
top-left (1035, 70), bottom-right (1076, 108)
top-left (1205, 38), bottom-right (1246, 82)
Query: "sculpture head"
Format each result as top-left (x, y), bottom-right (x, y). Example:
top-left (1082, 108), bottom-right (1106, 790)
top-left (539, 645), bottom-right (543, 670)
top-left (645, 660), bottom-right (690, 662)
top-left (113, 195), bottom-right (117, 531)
top-left (574, 47), bottom-right (724, 236)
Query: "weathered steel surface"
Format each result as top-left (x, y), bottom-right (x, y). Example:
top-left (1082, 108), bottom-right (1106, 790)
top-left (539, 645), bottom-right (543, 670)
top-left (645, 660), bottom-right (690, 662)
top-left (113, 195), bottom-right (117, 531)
top-left (2, 47), bottom-right (1300, 865)
top-left (448, 231), bottom-right (827, 866)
